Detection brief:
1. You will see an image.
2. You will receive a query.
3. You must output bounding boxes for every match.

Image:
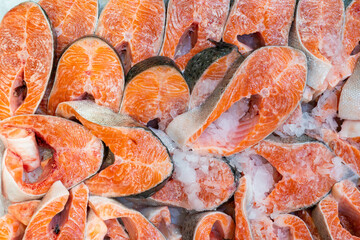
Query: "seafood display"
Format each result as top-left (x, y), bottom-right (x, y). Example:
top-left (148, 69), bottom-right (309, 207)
top-left (1, 0), bottom-right (360, 239)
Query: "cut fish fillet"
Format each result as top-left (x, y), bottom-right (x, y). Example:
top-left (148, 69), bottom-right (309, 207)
top-left (120, 57), bottom-right (190, 131)
top-left (48, 36), bottom-right (125, 115)
top-left (142, 206), bottom-right (182, 240)
top-left (184, 43), bottom-right (240, 109)
top-left (313, 180), bottom-right (360, 240)
top-left (253, 140), bottom-right (338, 215)
top-left (234, 176), bottom-right (253, 240)
top-left (182, 211), bottom-right (235, 240)
top-left (39, 0), bottom-right (98, 58)
top-left (167, 46), bottom-right (307, 156)
top-left (95, 0), bottom-right (165, 71)
top-left (8, 200), bottom-right (40, 225)
top-left (0, 2), bottom-right (54, 120)
top-left (85, 209), bottom-right (108, 240)
top-left (89, 196), bottom-right (166, 239)
top-left (0, 214), bottom-right (25, 240)
top-left (56, 100), bottom-right (173, 197)
top-left (160, 0), bottom-right (231, 70)
top-left (149, 149), bottom-right (236, 211)
top-left (222, 0), bottom-right (295, 54)
top-left (0, 115), bottom-right (103, 202)
top-left (23, 181), bottom-right (69, 239)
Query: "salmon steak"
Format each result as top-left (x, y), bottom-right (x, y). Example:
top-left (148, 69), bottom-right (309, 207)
top-left (104, 219), bottom-right (130, 240)
top-left (222, 0), bottom-right (296, 54)
top-left (7, 200), bottom-right (40, 226)
top-left (290, 0), bottom-right (360, 101)
top-left (160, 0), bottom-right (231, 70)
top-left (95, 0), bottom-right (165, 72)
top-left (252, 140), bottom-right (340, 215)
top-left (2, 0), bottom-right (360, 239)
top-left (85, 210), bottom-right (130, 240)
top-left (23, 181), bottom-right (89, 239)
top-left (149, 148), bottom-right (236, 211)
top-left (56, 100), bottom-right (173, 197)
top-left (184, 43), bottom-right (240, 109)
top-left (167, 46), bottom-right (307, 156)
top-left (85, 209), bottom-right (108, 240)
top-left (89, 196), bottom-right (166, 239)
top-left (0, 214), bottom-right (25, 240)
top-left (234, 176), bottom-right (253, 240)
top-left (313, 180), bottom-right (360, 239)
top-left (235, 176), bottom-right (316, 240)
top-left (48, 36), bottom-right (125, 115)
top-left (295, 210), bottom-right (322, 240)
top-left (120, 57), bottom-right (190, 131)
top-left (142, 206), bottom-right (182, 240)
top-left (0, 115), bottom-right (103, 202)
top-left (39, 0), bottom-right (98, 59)
top-left (0, 2), bottom-right (54, 120)
top-left (182, 211), bottom-right (235, 240)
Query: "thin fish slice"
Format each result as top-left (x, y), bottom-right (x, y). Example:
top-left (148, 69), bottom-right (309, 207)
top-left (48, 36), bottom-right (125, 115)
top-left (85, 209), bottom-right (108, 240)
top-left (104, 219), bottom-right (130, 240)
top-left (167, 46), bottom-right (307, 156)
top-left (222, 0), bottom-right (295, 54)
top-left (39, 0), bottom-right (98, 58)
top-left (0, 115), bottom-right (103, 202)
top-left (149, 150), bottom-right (236, 211)
top-left (56, 100), bottom-right (173, 197)
top-left (89, 196), bottom-right (166, 239)
top-left (142, 206), bottom-right (182, 240)
top-left (96, 0), bottom-right (165, 72)
top-left (234, 176), bottom-right (253, 240)
top-left (290, 0), bottom-right (346, 100)
top-left (184, 43), bottom-right (240, 109)
top-left (182, 211), bottom-right (235, 240)
top-left (313, 180), bottom-right (360, 240)
top-left (7, 200), bottom-right (40, 226)
top-left (253, 140), bottom-right (338, 215)
top-left (160, 0), bottom-right (231, 70)
top-left (295, 210), bottom-right (322, 240)
top-left (120, 57), bottom-right (189, 130)
top-left (0, 214), bottom-right (25, 240)
top-left (0, 2), bottom-right (54, 120)
top-left (23, 181), bottom-right (69, 239)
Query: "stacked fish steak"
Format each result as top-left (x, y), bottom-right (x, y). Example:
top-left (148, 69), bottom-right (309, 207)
top-left (0, 0), bottom-right (359, 239)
